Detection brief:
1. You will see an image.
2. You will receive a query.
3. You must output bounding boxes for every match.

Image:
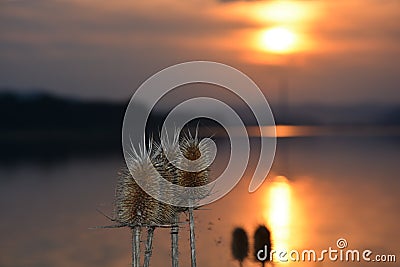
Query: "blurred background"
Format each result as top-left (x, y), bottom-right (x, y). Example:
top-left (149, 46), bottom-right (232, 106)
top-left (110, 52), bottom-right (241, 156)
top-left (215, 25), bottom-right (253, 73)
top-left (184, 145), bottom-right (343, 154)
top-left (0, 0), bottom-right (399, 266)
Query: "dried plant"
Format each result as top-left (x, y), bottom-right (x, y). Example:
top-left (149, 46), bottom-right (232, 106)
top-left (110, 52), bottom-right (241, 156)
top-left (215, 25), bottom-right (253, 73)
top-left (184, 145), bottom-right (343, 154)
top-left (254, 225), bottom-right (272, 267)
top-left (231, 227), bottom-right (249, 267)
top-left (153, 130), bottom-right (181, 267)
top-left (107, 127), bottom-right (214, 267)
top-left (114, 141), bottom-right (175, 267)
top-left (177, 130), bottom-right (212, 267)
top-left (143, 226), bottom-right (155, 267)
top-left (178, 131), bottom-right (210, 189)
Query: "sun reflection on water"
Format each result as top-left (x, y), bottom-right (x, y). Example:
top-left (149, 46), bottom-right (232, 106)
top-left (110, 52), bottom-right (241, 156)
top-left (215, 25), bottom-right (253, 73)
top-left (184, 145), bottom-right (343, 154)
top-left (264, 176), bottom-right (292, 254)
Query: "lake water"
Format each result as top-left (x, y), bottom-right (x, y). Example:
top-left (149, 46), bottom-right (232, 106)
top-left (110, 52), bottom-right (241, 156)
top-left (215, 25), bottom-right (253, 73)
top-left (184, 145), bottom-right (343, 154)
top-left (0, 132), bottom-right (399, 267)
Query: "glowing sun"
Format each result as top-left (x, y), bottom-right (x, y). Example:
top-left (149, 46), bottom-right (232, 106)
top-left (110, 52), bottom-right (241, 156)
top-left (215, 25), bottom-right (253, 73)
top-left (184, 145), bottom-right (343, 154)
top-left (260, 27), bottom-right (296, 53)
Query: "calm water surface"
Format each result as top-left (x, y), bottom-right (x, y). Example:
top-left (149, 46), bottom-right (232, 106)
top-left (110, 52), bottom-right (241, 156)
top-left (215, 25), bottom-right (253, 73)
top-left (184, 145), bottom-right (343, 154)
top-left (0, 135), bottom-right (399, 267)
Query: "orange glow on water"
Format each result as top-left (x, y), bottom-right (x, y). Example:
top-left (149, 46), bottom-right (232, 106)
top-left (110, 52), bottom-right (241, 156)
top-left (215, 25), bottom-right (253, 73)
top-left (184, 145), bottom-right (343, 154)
top-left (264, 176), bottom-right (291, 252)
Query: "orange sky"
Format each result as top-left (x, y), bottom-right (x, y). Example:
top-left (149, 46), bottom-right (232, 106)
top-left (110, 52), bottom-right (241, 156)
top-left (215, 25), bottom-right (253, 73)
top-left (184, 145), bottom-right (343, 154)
top-left (0, 0), bottom-right (399, 105)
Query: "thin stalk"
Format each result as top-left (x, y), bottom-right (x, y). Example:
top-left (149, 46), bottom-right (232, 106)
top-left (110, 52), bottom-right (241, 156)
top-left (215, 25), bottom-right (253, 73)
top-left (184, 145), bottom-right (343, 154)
top-left (144, 226), bottom-right (155, 267)
top-left (189, 207), bottom-right (197, 267)
top-left (132, 226), bottom-right (141, 267)
top-left (171, 213), bottom-right (179, 267)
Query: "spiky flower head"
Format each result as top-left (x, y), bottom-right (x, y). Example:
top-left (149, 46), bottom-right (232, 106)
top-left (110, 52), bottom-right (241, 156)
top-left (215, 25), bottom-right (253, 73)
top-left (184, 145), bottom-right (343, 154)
top-left (115, 141), bottom-right (175, 226)
top-left (176, 129), bottom-right (214, 208)
top-left (178, 130), bottom-right (211, 188)
top-left (153, 128), bottom-right (181, 185)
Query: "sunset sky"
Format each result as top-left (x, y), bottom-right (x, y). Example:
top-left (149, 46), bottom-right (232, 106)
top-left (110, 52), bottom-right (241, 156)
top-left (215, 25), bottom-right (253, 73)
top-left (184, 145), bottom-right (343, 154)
top-left (1, 0), bottom-right (399, 105)
top-left (1, 2), bottom-right (400, 266)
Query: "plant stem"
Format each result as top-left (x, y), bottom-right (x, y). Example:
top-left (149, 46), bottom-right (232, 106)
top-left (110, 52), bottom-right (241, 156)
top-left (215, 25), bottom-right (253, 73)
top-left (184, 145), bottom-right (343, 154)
top-left (189, 207), bottom-right (197, 267)
top-left (144, 226), bottom-right (155, 267)
top-left (171, 213), bottom-right (179, 267)
top-left (132, 226), bottom-right (141, 267)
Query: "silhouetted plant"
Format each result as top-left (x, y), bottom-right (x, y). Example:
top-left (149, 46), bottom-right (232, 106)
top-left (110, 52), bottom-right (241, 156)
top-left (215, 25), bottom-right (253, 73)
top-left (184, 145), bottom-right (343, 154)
top-left (254, 225), bottom-right (272, 267)
top-left (231, 227), bottom-right (249, 267)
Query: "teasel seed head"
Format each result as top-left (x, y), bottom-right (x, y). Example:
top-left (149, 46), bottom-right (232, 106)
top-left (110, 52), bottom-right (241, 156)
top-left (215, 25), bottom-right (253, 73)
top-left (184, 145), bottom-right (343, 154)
top-left (115, 141), bottom-right (175, 226)
top-left (178, 130), bottom-right (212, 187)
top-left (151, 129), bottom-right (184, 212)
top-left (177, 130), bottom-right (213, 208)
top-left (153, 128), bottom-right (181, 185)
